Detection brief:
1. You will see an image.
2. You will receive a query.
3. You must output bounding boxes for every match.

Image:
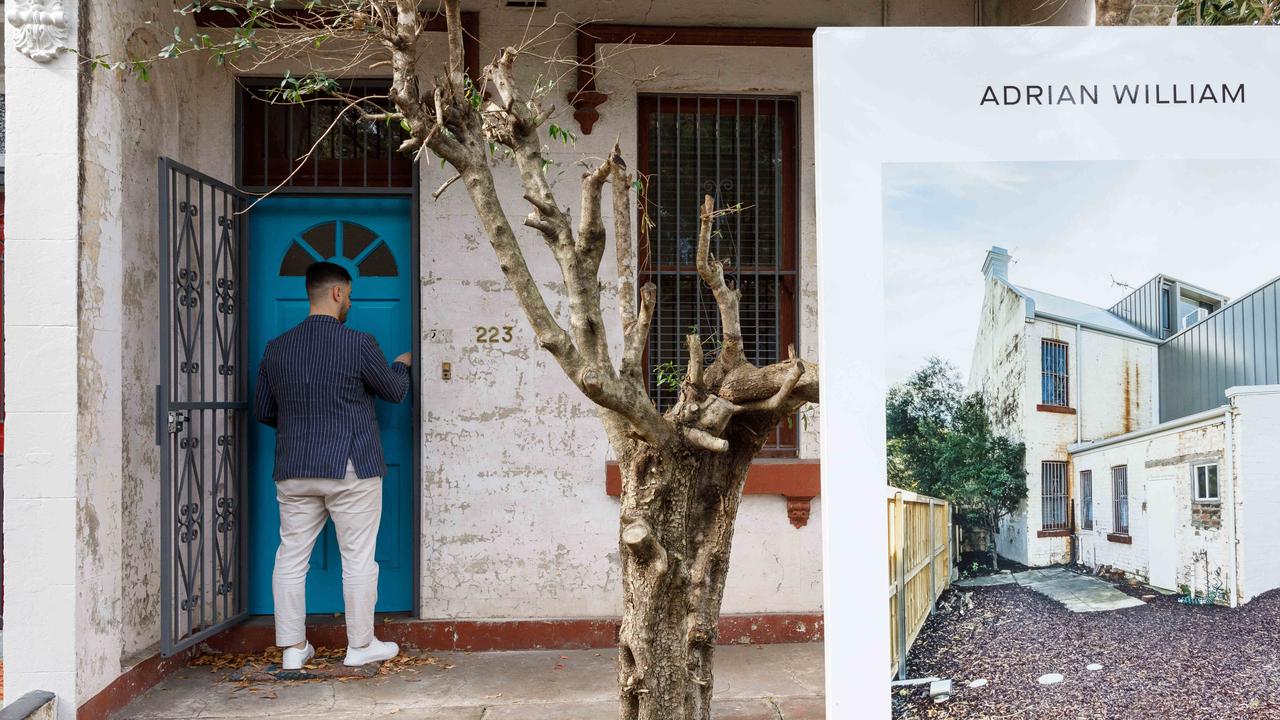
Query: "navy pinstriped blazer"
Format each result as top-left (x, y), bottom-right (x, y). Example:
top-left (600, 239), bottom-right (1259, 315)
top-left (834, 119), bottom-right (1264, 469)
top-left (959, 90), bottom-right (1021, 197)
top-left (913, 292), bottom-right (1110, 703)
top-left (254, 315), bottom-right (410, 481)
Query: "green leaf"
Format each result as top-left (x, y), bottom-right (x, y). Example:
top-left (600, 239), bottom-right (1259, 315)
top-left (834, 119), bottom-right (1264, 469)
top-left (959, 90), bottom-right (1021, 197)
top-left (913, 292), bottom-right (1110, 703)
top-left (400, 118), bottom-right (412, 133)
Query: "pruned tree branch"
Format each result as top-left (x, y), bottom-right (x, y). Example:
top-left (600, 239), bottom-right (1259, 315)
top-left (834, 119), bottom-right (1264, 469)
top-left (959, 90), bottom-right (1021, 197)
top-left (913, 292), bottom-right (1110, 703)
top-left (620, 283), bottom-right (656, 382)
top-left (695, 195), bottom-right (744, 367)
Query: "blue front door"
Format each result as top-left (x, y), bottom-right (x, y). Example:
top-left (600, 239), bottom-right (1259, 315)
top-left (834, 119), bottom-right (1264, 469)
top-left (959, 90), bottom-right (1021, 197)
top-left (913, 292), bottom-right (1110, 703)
top-left (247, 196), bottom-right (414, 614)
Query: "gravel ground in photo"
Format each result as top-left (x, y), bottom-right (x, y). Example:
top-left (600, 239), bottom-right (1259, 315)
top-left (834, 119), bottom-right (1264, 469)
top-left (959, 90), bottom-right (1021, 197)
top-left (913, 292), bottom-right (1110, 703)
top-left (892, 580), bottom-right (1280, 719)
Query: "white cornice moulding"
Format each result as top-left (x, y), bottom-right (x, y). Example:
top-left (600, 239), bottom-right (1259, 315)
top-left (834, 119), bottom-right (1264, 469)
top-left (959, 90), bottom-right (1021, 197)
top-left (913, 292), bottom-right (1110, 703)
top-left (7, 0), bottom-right (69, 63)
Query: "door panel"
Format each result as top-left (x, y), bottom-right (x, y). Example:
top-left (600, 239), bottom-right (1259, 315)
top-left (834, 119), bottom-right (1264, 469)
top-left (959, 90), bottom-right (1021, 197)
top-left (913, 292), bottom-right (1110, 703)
top-left (247, 196), bottom-right (414, 615)
top-left (1147, 479), bottom-right (1177, 591)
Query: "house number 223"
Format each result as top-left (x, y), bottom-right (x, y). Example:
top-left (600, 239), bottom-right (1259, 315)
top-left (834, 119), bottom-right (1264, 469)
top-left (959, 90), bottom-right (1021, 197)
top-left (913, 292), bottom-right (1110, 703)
top-left (475, 325), bottom-right (515, 343)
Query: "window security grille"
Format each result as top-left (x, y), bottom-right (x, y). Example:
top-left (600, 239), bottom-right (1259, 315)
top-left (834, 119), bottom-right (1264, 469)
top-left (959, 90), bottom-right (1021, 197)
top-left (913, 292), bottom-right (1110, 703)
top-left (238, 80), bottom-right (413, 190)
top-left (1041, 339), bottom-right (1069, 406)
top-left (1080, 469), bottom-right (1093, 530)
top-left (1113, 465), bottom-right (1129, 533)
top-left (1041, 461), bottom-right (1068, 531)
top-left (637, 95), bottom-right (798, 455)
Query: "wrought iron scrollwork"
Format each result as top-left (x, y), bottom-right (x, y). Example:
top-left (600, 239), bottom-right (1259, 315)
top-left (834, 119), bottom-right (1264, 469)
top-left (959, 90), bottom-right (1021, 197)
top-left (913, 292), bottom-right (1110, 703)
top-left (160, 158), bottom-right (249, 656)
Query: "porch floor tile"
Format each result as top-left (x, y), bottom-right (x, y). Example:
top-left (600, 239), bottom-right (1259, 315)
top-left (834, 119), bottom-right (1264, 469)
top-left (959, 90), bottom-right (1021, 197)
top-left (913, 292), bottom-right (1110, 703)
top-left (115, 643), bottom-right (825, 719)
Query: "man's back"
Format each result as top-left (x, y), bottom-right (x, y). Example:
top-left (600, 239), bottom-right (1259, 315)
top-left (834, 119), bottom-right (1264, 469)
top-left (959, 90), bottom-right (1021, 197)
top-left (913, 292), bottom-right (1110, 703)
top-left (254, 315), bottom-right (410, 481)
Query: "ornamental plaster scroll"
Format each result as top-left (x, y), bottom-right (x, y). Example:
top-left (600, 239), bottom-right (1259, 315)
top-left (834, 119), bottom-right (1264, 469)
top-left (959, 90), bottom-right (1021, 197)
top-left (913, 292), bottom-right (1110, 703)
top-left (7, 0), bottom-right (69, 63)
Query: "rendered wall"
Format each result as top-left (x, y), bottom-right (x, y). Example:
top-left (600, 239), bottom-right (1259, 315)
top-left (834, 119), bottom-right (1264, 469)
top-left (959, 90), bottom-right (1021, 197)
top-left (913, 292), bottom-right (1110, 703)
top-left (76, 1), bottom-right (236, 705)
top-left (414, 6), bottom-right (834, 620)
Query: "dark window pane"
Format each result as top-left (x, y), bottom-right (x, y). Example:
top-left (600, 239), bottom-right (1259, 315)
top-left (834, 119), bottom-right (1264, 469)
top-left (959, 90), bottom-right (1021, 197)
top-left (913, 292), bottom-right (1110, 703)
top-left (239, 81), bottom-right (412, 189)
top-left (279, 242), bottom-right (316, 276)
top-left (343, 222), bottom-right (378, 260)
top-left (358, 243), bottom-right (398, 277)
top-left (302, 222), bottom-right (337, 259)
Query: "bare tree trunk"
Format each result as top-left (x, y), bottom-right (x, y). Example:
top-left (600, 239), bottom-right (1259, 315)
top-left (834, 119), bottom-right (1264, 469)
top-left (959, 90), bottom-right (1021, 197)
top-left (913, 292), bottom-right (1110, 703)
top-left (614, 418), bottom-right (766, 719)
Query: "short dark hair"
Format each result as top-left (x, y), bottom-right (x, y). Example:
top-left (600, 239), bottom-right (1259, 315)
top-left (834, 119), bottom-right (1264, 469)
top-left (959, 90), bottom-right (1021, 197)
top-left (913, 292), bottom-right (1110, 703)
top-left (306, 261), bottom-right (352, 300)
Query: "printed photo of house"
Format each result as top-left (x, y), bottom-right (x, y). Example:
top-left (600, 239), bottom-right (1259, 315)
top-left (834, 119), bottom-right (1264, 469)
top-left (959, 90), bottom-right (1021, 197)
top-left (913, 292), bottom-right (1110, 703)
top-left (970, 245), bottom-right (1280, 605)
top-left (883, 159), bottom-right (1280, 609)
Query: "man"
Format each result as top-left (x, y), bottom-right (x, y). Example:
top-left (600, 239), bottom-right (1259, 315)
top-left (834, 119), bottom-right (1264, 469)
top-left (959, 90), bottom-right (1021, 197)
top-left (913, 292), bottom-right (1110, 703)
top-left (254, 261), bottom-right (412, 670)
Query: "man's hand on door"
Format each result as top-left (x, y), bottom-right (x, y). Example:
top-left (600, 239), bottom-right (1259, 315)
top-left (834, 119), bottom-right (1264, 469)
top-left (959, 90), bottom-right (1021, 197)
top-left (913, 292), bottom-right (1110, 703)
top-left (394, 352), bottom-right (412, 366)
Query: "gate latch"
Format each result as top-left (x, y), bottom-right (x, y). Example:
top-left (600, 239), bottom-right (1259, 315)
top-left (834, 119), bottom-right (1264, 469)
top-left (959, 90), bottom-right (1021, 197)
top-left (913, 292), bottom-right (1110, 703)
top-left (168, 410), bottom-right (188, 434)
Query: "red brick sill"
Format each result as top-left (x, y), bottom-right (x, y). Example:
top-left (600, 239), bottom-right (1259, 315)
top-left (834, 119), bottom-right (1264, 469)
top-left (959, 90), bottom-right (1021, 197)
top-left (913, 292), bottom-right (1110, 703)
top-left (1107, 533), bottom-right (1133, 544)
top-left (605, 459), bottom-right (820, 528)
top-left (1037, 404), bottom-right (1077, 415)
top-left (1037, 529), bottom-right (1071, 538)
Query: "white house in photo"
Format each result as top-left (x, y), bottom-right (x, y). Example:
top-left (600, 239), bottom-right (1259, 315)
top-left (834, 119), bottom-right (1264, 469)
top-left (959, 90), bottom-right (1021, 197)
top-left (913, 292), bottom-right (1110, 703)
top-left (968, 246), bottom-right (1280, 606)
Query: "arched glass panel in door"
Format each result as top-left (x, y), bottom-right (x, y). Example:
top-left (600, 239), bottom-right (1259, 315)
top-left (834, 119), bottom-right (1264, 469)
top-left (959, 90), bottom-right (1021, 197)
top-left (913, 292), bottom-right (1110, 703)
top-left (277, 220), bottom-right (400, 278)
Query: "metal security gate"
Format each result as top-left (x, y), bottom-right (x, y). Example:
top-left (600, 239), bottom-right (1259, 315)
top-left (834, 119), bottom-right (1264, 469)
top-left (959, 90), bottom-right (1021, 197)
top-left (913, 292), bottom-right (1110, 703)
top-left (157, 158), bottom-right (251, 655)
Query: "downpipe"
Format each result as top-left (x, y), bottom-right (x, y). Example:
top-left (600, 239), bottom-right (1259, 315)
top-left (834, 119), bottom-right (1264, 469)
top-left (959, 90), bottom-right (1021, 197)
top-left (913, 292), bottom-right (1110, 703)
top-left (1226, 405), bottom-right (1240, 607)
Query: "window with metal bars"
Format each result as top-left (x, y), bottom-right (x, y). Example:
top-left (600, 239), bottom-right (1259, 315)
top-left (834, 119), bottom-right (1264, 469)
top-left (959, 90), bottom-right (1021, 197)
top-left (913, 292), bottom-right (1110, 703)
top-left (1041, 461), bottom-right (1068, 531)
top-left (1041, 339), bottom-right (1069, 407)
top-left (637, 94), bottom-right (798, 456)
top-left (1112, 465), bottom-right (1129, 533)
top-left (238, 79), bottom-right (413, 190)
top-left (1080, 470), bottom-right (1093, 530)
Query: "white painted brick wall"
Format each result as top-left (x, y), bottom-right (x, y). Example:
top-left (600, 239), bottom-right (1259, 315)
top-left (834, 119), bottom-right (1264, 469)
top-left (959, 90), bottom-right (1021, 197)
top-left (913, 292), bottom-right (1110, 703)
top-left (968, 272), bottom-right (1158, 568)
top-left (1229, 387), bottom-right (1280, 602)
top-left (1073, 418), bottom-right (1231, 598)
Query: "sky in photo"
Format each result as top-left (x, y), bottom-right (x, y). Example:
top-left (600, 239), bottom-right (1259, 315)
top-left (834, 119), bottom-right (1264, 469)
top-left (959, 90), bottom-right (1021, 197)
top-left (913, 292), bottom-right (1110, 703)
top-left (883, 159), bottom-right (1280, 386)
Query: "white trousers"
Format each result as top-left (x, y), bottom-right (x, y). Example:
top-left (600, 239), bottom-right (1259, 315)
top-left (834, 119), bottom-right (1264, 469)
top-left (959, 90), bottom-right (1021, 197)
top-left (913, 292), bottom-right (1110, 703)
top-left (273, 460), bottom-right (382, 648)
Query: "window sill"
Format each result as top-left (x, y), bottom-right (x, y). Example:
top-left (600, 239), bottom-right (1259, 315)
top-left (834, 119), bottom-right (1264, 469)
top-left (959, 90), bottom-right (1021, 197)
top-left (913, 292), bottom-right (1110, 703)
top-left (1193, 500), bottom-right (1221, 506)
top-left (1107, 533), bottom-right (1132, 544)
top-left (1037, 404), bottom-right (1076, 415)
top-left (605, 459), bottom-right (820, 529)
top-left (1037, 529), bottom-right (1071, 538)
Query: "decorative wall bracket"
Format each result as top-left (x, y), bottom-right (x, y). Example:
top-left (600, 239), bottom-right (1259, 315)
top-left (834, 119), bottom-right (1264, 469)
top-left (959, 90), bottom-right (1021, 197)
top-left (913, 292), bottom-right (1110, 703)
top-left (567, 24), bottom-right (815, 135)
top-left (7, 0), bottom-right (69, 63)
top-left (605, 459), bottom-right (820, 529)
top-left (786, 496), bottom-right (815, 529)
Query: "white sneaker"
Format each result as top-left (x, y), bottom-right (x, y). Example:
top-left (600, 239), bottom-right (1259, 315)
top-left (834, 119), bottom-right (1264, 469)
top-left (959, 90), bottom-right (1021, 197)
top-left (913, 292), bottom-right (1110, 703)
top-left (281, 642), bottom-right (315, 670)
top-left (344, 638), bottom-right (399, 667)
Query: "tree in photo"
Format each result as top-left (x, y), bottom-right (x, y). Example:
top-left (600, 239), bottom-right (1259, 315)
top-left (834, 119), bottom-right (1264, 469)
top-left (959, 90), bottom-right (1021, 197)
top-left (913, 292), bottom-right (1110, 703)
top-left (887, 359), bottom-right (1026, 570)
top-left (936, 394), bottom-right (1027, 571)
top-left (885, 357), bottom-right (962, 494)
top-left (98, 3), bottom-right (819, 719)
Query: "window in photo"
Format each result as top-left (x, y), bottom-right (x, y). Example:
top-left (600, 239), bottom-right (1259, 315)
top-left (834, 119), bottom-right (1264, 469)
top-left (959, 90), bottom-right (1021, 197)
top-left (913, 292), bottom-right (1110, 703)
top-left (1042, 461), bottom-right (1068, 531)
top-left (1195, 462), bottom-right (1220, 503)
top-left (1041, 339), bottom-right (1069, 407)
top-left (1113, 465), bottom-right (1129, 534)
top-left (1080, 470), bottom-right (1093, 530)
